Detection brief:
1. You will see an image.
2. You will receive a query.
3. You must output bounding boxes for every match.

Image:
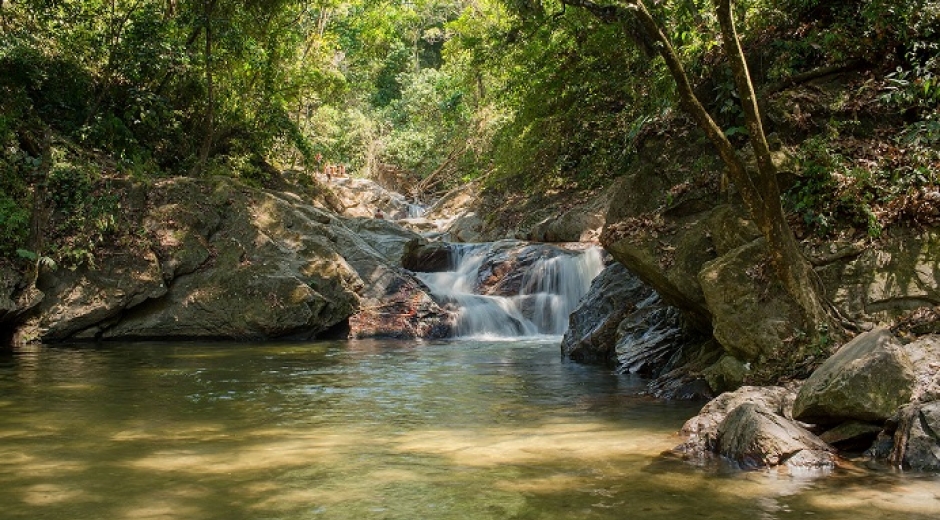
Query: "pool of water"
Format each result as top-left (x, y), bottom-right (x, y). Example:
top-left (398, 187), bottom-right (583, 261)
top-left (0, 338), bottom-right (938, 519)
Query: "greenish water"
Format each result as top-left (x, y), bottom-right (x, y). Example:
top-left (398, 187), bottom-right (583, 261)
top-left (0, 339), bottom-right (937, 520)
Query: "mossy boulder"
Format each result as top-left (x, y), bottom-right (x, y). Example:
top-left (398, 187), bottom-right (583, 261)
top-left (793, 328), bottom-right (915, 425)
top-left (698, 239), bottom-right (803, 362)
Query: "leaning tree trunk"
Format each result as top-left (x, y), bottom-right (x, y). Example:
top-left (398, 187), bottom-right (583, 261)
top-left (625, 0), bottom-right (831, 333)
top-left (711, 0), bottom-right (830, 329)
top-left (559, 0), bottom-right (834, 335)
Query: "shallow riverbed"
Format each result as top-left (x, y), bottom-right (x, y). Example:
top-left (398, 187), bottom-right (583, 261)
top-left (1, 338), bottom-right (938, 519)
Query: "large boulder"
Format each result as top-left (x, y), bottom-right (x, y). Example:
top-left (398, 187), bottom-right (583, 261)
top-left (328, 215), bottom-right (453, 339)
top-left (340, 216), bottom-right (423, 266)
top-left (94, 181), bottom-right (361, 340)
top-left (792, 328), bottom-right (916, 425)
top-left (677, 384), bottom-right (834, 469)
top-left (561, 262), bottom-right (656, 364)
top-left (698, 239), bottom-right (803, 361)
top-left (22, 177), bottom-right (451, 342)
top-left (678, 385), bottom-right (797, 457)
top-left (717, 402), bottom-right (834, 469)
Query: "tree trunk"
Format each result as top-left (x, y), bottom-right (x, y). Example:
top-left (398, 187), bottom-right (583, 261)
top-left (564, 0), bottom-right (833, 334)
top-left (711, 0), bottom-right (829, 329)
top-left (196, 0), bottom-right (215, 174)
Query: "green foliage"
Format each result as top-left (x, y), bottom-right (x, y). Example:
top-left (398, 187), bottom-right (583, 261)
top-left (785, 123), bottom-right (940, 239)
top-left (0, 191), bottom-right (31, 256)
top-left (40, 162), bottom-right (122, 267)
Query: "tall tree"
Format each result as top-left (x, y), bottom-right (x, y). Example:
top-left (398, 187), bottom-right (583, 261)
top-left (559, 0), bottom-right (833, 333)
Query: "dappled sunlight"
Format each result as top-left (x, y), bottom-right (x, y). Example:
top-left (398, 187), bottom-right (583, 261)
top-left (115, 489), bottom-right (209, 520)
top-left (22, 483), bottom-right (93, 506)
top-left (2, 340), bottom-right (940, 520)
top-left (799, 478), bottom-right (940, 516)
top-left (245, 483), bottom-right (373, 512)
top-left (127, 437), bottom-right (345, 475)
top-left (111, 423), bottom-right (231, 443)
top-left (395, 420), bottom-right (677, 467)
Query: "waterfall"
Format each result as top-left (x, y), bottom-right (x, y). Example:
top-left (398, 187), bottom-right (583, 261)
top-left (418, 244), bottom-right (604, 339)
top-left (406, 202), bottom-right (427, 219)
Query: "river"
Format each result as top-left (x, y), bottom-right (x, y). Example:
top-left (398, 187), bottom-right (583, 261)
top-left (1, 338), bottom-right (938, 520)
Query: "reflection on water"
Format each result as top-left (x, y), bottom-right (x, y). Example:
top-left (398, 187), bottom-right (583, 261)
top-left (0, 339), bottom-right (938, 520)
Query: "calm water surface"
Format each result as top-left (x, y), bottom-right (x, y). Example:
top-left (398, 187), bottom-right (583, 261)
top-left (1, 339), bottom-right (938, 519)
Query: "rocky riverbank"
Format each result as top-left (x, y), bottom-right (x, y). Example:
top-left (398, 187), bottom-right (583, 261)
top-left (1, 175), bottom-right (453, 344)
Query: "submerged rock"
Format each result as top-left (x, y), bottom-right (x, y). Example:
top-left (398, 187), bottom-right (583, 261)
top-left (717, 402), bottom-right (834, 469)
top-left (677, 385), bottom-right (835, 470)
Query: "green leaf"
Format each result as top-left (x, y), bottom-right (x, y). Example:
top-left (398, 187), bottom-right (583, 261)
top-left (16, 249), bottom-right (38, 261)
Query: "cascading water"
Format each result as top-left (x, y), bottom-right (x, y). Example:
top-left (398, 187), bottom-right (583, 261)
top-left (406, 202), bottom-right (427, 219)
top-left (418, 243), bottom-right (604, 339)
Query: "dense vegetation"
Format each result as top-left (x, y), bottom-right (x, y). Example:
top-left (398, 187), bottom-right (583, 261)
top-left (1, 0), bottom-right (939, 266)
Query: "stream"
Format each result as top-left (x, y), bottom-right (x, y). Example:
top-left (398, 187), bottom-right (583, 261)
top-left (2, 244), bottom-right (939, 519)
top-left (1, 339), bottom-right (939, 520)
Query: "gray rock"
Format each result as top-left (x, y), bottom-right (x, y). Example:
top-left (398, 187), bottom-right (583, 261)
top-left (702, 355), bottom-right (748, 394)
top-left (717, 402), bottom-right (834, 469)
top-left (1, 264), bottom-right (43, 346)
top-left (889, 401), bottom-right (940, 470)
top-left (402, 239), bottom-right (453, 273)
top-left (793, 328), bottom-right (915, 425)
top-left (678, 385), bottom-right (797, 456)
top-left (818, 421), bottom-right (883, 448)
top-left (37, 249), bottom-right (168, 340)
top-left (904, 334), bottom-right (940, 403)
top-left (25, 177), bottom-right (451, 342)
top-left (615, 299), bottom-right (688, 376)
top-left (561, 263), bottom-right (655, 364)
top-left (446, 211), bottom-right (483, 243)
top-left (330, 176), bottom-right (420, 220)
top-left (330, 221), bottom-right (453, 339)
top-left (528, 192), bottom-right (607, 243)
top-left (339, 216), bottom-right (422, 266)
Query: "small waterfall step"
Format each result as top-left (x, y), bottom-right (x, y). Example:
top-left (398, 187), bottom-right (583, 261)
top-left (417, 241), bottom-right (604, 339)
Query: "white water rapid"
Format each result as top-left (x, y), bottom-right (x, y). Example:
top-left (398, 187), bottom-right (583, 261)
top-left (418, 244), bottom-right (604, 339)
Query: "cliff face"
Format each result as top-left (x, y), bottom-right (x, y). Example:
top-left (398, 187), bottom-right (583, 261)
top-left (7, 176), bottom-right (452, 344)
